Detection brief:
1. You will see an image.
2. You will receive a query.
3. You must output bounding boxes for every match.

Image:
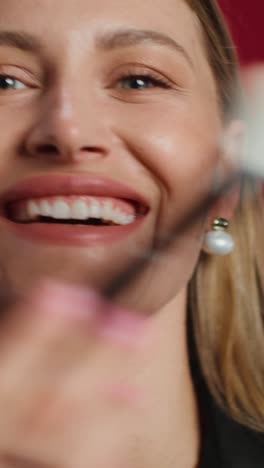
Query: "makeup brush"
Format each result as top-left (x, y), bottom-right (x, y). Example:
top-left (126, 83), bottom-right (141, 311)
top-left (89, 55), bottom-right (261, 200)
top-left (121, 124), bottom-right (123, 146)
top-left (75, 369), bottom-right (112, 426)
top-left (104, 170), bottom-right (246, 299)
top-left (104, 89), bottom-right (264, 299)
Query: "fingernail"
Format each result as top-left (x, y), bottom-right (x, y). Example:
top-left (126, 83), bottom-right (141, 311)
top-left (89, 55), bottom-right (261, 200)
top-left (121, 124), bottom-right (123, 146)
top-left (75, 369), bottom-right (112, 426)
top-left (99, 308), bottom-right (146, 347)
top-left (29, 281), bottom-right (102, 321)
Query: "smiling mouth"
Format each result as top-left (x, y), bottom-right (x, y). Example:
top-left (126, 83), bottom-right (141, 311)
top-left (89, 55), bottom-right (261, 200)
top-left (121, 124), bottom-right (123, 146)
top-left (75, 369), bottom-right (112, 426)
top-left (4, 195), bottom-right (147, 227)
top-left (0, 174), bottom-right (150, 246)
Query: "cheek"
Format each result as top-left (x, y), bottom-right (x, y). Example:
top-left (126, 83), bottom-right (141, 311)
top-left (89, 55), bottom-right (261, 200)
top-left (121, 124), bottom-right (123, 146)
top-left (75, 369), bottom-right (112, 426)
top-left (0, 104), bottom-right (31, 176)
top-left (116, 103), bottom-right (222, 231)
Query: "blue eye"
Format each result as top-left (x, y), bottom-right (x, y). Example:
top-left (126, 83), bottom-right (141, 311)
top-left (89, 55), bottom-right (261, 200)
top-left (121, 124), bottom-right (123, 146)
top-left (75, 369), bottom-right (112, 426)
top-left (119, 75), bottom-right (170, 90)
top-left (0, 75), bottom-right (27, 90)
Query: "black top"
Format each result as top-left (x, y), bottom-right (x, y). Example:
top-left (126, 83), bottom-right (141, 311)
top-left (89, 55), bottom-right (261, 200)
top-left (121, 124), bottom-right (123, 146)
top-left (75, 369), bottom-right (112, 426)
top-left (199, 402), bottom-right (264, 467)
top-left (188, 313), bottom-right (264, 468)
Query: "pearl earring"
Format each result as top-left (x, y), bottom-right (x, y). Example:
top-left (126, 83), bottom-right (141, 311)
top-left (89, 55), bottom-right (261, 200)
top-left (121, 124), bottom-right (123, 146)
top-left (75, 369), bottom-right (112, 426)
top-left (203, 218), bottom-right (235, 256)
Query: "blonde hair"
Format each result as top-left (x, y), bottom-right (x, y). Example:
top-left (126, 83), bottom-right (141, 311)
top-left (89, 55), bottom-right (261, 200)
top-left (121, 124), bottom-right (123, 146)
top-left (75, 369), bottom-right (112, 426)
top-left (187, 0), bottom-right (264, 431)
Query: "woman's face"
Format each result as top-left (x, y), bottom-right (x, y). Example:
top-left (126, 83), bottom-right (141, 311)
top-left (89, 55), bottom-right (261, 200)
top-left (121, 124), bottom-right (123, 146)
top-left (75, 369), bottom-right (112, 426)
top-left (0, 0), bottom-right (224, 311)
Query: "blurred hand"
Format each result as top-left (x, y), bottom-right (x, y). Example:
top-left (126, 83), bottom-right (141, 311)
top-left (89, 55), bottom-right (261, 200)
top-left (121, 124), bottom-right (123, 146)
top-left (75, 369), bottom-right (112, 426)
top-left (242, 63), bottom-right (264, 97)
top-left (0, 281), bottom-right (148, 468)
top-left (235, 64), bottom-right (264, 178)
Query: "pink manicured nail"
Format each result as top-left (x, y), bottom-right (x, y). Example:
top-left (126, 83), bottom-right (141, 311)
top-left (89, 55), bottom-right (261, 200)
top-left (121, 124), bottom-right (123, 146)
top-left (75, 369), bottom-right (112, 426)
top-left (99, 307), bottom-right (147, 347)
top-left (28, 280), bottom-right (102, 321)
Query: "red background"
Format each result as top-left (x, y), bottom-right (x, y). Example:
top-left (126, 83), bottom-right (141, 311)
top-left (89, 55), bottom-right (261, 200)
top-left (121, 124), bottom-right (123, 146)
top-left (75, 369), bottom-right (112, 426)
top-left (220, 1), bottom-right (264, 64)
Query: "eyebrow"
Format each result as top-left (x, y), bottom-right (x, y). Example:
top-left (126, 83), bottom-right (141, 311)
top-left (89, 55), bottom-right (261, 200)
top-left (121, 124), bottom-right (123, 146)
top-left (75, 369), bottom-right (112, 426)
top-left (0, 28), bottom-right (194, 70)
top-left (96, 28), bottom-right (194, 70)
top-left (0, 31), bottom-right (43, 53)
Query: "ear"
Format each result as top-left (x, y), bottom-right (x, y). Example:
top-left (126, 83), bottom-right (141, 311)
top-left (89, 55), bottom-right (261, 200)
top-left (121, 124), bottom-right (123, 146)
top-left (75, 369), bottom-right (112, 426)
top-left (207, 119), bottom-right (246, 227)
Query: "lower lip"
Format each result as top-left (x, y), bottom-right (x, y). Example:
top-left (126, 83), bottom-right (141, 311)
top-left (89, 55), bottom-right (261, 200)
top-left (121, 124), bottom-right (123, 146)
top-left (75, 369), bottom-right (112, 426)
top-left (0, 217), bottom-right (146, 247)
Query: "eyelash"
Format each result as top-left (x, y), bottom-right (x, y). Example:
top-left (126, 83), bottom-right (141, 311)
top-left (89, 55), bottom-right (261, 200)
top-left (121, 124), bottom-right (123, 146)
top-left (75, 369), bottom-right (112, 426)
top-left (0, 70), bottom-right (173, 93)
top-left (0, 74), bottom-right (28, 91)
top-left (117, 71), bottom-right (172, 90)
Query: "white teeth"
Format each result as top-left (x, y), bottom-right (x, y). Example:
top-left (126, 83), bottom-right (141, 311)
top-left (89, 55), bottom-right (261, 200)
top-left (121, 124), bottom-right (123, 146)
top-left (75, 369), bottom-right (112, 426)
top-left (119, 213), bottom-right (128, 224)
top-left (102, 200), bottom-right (114, 221)
top-left (123, 215), bottom-right (135, 225)
top-left (71, 200), bottom-right (89, 220)
top-left (21, 197), bottom-right (136, 225)
top-left (89, 199), bottom-right (102, 219)
top-left (28, 201), bottom-right (39, 218)
top-left (113, 209), bottom-right (124, 224)
top-left (39, 200), bottom-right (52, 217)
top-left (52, 200), bottom-right (71, 219)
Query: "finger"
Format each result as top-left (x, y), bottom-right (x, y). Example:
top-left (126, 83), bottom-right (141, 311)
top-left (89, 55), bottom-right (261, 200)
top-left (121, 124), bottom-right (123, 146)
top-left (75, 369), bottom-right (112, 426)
top-left (9, 281), bottom-right (147, 385)
top-left (0, 281), bottom-right (99, 387)
top-left (96, 297), bottom-right (148, 348)
top-left (0, 281), bottom-right (105, 449)
top-left (0, 280), bottom-right (148, 466)
top-left (0, 282), bottom-right (146, 442)
top-left (18, 295), bottom-right (147, 437)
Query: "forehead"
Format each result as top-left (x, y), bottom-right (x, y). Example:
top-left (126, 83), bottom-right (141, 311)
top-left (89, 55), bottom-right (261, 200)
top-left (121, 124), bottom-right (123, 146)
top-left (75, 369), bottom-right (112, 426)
top-left (0, 0), bottom-right (202, 55)
top-left (0, 0), bottom-right (217, 102)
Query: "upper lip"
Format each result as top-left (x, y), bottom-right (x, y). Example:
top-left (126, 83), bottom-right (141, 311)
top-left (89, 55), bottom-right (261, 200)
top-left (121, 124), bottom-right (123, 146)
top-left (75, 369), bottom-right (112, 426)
top-left (0, 174), bottom-right (149, 215)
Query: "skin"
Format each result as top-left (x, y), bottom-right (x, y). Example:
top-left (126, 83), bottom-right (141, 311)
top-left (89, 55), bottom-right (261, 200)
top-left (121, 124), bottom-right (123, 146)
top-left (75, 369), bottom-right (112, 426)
top-left (0, 0), bottom-right (241, 466)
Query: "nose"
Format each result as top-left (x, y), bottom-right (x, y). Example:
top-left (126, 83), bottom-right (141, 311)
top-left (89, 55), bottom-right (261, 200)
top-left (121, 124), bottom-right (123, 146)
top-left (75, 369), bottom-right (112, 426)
top-left (25, 87), bottom-right (111, 163)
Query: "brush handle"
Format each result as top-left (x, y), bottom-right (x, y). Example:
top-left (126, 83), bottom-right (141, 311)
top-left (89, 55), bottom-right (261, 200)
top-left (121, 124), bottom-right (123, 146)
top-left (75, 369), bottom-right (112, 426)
top-left (104, 171), bottom-right (246, 300)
